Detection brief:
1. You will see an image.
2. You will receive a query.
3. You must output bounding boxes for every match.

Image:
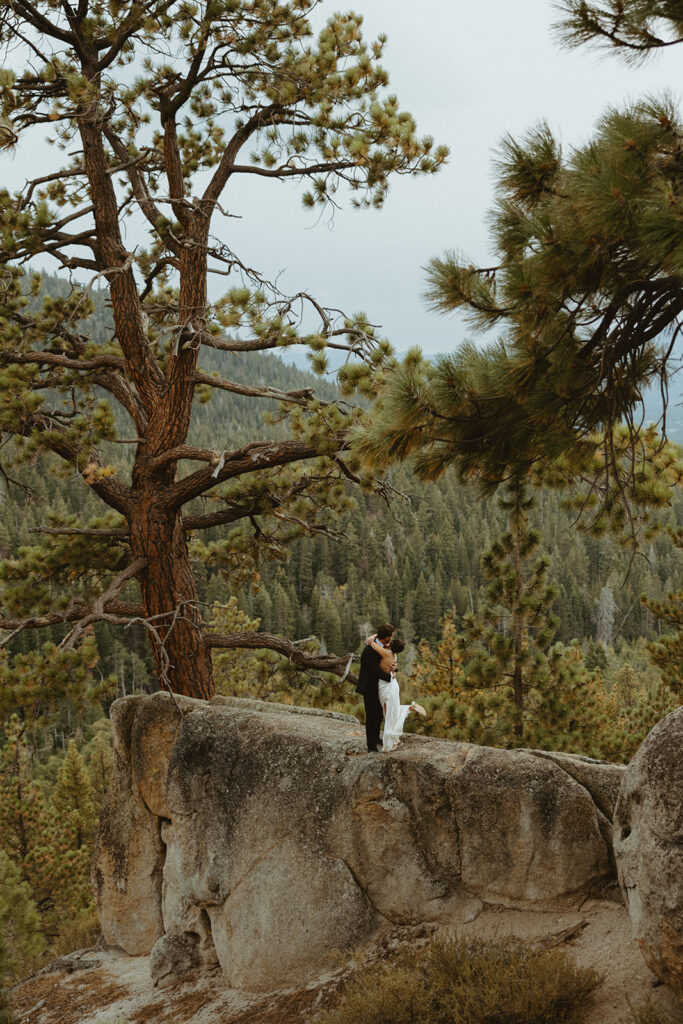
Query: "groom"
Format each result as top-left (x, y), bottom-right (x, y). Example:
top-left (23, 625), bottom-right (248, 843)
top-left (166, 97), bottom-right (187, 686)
top-left (356, 623), bottom-right (394, 753)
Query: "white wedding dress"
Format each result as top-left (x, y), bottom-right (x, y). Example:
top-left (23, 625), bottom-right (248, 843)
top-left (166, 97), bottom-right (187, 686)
top-left (378, 673), bottom-right (412, 752)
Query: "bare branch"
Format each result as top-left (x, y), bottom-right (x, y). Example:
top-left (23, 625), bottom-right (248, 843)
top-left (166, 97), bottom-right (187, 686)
top-left (193, 370), bottom-right (315, 406)
top-left (0, 600), bottom-right (144, 646)
top-left (59, 557), bottom-right (147, 650)
top-left (28, 526), bottom-right (129, 539)
top-left (204, 629), bottom-right (358, 683)
top-left (5, 351), bottom-right (125, 372)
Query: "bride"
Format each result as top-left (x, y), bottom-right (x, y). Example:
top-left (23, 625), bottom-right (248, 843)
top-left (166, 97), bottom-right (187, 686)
top-left (367, 634), bottom-right (426, 752)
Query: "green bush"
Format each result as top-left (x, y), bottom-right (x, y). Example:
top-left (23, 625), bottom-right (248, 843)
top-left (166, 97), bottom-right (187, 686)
top-left (0, 937), bottom-right (17, 1024)
top-left (317, 935), bottom-right (602, 1024)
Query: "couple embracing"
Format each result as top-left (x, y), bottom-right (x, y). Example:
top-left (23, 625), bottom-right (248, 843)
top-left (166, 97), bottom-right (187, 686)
top-left (355, 623), bottom-right (426, 753)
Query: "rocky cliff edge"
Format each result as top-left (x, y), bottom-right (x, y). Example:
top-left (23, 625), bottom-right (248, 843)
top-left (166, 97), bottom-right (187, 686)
top-left (92, 693), bottom-right (626, 992)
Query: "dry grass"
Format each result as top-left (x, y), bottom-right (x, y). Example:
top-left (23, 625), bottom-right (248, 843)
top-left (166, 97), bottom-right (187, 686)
top-left (629, 1000), bottom-right (681, 1024)
top-left (316, 934), bottom-right (602, 1024)
top-left (49, 908), bottom-right (101, 958)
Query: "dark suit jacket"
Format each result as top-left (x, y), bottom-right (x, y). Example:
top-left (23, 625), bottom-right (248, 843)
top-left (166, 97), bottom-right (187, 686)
top-left (355, 644), bottom-right (391, 695)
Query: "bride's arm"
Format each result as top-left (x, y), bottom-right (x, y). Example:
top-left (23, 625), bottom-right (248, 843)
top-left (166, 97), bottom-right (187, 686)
top-left (367, 635), bottom-right (397, 673)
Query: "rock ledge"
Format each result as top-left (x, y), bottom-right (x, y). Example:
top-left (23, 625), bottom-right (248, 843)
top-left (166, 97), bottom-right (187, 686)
top-left (92, 693), bottom-right (625, 991)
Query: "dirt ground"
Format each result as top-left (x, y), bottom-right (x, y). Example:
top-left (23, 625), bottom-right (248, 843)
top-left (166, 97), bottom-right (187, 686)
top-left (10, 898), bottom-right (682, 1024)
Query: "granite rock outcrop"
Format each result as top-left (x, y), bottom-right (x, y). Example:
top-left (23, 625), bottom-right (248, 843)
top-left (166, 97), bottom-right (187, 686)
top-left (614, 705), bottom-right (683, 997)
top-left (92, 693), bottom-right (626, 991)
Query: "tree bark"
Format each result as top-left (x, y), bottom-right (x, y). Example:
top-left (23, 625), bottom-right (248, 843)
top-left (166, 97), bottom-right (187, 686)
top-left (128, 496), bottom-right (215, 700)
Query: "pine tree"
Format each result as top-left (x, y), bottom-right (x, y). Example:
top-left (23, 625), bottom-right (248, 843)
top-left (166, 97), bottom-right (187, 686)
top-left (454, 481), bottom-right (556, 742)
top-left (354, 1), bottom-right (683, 541)
top-left (0, 851), bottom-right (45, 980)
top-left (83, 729), bottom-right (113, 811)
top-left (0, 720), bottom-right (54, 909)
top-left (0, 634), bottom-right (111, 736)
top-left (0, 0), bottom-right (446, 701)
top-left (643, 528), bottom-right (683, 695)
top-left (429, 480), bottom-right (615, 752)
top-left (0, 935), bottom-right (17, 1024)
top-left (410, 617), bottom-right (465, 698)
top-left (50, 743), bottom-right (97, 853)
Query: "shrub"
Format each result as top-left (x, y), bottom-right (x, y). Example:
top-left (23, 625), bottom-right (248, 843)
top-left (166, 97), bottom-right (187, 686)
top-left (630, 1000), bottom-right (680, 1024)
top-left (317, 934), bottom-right (602, 1024)
top-left (50, 907), bottom-right (101, 957)
top-left (0, 937), bottom-right (17, 1024)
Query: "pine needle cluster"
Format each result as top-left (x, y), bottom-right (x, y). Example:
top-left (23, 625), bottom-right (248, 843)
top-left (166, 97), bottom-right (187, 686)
top-left (354, 8), bottom-right (683, 538)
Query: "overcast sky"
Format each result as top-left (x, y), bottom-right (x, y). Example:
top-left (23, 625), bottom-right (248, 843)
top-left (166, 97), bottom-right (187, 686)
top-left (7, 0), bottom-right (680, 357)
top-left (221, 0), bottom-right (681, 356)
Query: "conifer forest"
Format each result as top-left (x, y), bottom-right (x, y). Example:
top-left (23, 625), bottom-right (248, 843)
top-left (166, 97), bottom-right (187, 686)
top-left (0, 0), bottom-right (681, 984)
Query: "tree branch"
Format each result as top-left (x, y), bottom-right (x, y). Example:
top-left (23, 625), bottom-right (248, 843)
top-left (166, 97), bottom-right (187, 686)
top-left (0, 600), bottom-right (144, 646)
top-left (28, 526), bottom-right (129, 539)
top-left (193, 371), bottom-right (315, 406)
top-left (12, 0), bottom-right (80, 48)
top-left (202, 103), bottom-right (287, 208)
top-left (12, 415), bottom-right (132, 513)
top-left (59, 556), bottom-right (147, 650)
top-left (6, 351), bottom-right (125, 372)
top-left (204, 630), bottom-right (358, 683)
top-left (163, 438), bottom-right (333, 508)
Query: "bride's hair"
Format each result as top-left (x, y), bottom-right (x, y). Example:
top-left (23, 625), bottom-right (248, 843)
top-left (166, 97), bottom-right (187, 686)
top-left (390, 637), bottom-right (405, 654)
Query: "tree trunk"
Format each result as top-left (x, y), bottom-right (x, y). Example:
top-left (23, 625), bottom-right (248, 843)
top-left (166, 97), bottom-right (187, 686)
top-left (512, 506), bottom-right (524, 739)
top-left (128, 497), bottom-right (215, 700)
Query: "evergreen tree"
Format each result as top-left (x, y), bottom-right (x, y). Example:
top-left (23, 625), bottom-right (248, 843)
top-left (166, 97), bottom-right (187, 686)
top-left (354, 0), bottom-right (683, 542)
top-left (425, 480), bottom-right (616, 752)
top-left (595, 584), bottom-right (619, 647)
top-left (410, 617), bottom-right (464, 698)
top-left (0, 936), bottom-right (17, 1024)
top-left (0, 634), bottom-right (110, 736)
top-left (456, 481), bottom-right (558, 741)
top-left (585, 640), bottom-right (608, 673)
top-left (50, 743), bottom-right (97, 852)
top-left (0, 720), bottom-right (54, 908)
top-left (0, 0), bottom-right (446, 701)
top-left (0, 851), bottom-right (45, 980)
top-left (643, 569), bottom-right (683, 694)
top-left (83, 729), bottom-right (113, 811)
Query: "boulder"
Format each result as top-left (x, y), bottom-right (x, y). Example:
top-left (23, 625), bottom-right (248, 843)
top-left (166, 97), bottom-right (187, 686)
top-left (91, 697), bottom-right (165, 955)
top-left (92, 693), bottom-right (624, 991)
top-left (149, 931), bottom-right (201, 987)
top-left (614, 705), bottom-right (683, 996)
top-left (446, 746), bottom-right (614, 907)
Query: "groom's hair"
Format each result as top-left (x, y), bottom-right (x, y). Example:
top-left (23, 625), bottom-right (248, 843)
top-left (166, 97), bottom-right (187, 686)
top-left (390, 637), bottom-right (405, 654)
top-left (375, 623), bottom-right (394, 641)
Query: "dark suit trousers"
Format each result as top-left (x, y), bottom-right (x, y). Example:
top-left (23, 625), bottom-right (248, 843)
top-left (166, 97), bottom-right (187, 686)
top-left (363, 687), bottom-right (383, 751)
